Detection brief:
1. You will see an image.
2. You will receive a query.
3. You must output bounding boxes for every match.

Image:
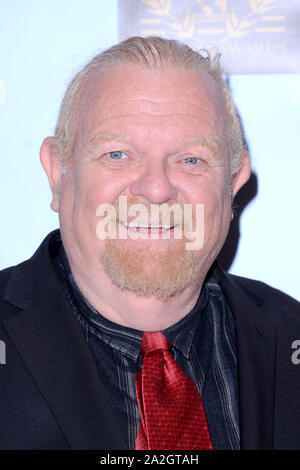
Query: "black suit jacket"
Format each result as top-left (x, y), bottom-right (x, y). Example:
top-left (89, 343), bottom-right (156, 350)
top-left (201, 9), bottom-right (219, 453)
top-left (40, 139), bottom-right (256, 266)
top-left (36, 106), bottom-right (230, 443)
top-left (0, 230), bottom-right (300, 450)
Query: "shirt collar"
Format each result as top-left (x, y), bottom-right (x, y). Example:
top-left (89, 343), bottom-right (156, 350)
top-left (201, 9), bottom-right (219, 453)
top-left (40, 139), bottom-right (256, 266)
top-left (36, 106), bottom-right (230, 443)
top-left (52, 241), bottom-right (210, 362)
top-left (162, 285), bottom-right (209, 359)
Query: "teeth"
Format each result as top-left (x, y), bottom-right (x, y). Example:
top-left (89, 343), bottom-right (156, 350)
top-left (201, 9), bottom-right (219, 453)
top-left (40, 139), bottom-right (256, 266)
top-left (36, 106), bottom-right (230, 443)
top-left (119, 221), bottom-right (175, 229)
top-left (127, 224), bottom-right (173, 229)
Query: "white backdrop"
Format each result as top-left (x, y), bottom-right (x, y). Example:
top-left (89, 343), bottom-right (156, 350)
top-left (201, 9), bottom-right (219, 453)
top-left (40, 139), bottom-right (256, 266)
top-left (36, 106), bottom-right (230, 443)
top-left (0, 0), bottom-right (299, 300)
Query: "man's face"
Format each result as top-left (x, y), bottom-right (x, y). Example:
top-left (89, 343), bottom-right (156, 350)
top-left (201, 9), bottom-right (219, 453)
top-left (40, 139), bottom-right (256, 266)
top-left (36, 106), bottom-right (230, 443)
top-left (44, 65), bottom-right (249, 301)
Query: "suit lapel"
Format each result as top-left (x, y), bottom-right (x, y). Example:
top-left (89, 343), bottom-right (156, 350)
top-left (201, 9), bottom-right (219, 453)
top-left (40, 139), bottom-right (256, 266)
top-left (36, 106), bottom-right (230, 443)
top-left (215, 266), bottom-right (277, 450)
top-left (2, 232), bottom-right (127, 450)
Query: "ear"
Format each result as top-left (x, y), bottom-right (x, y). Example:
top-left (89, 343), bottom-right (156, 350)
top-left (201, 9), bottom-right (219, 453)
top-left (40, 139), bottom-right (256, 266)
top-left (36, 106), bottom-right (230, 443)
top-left (231, 150), bottom-right (251, 199)
top-left (40, 136), bottom-right (63, 212)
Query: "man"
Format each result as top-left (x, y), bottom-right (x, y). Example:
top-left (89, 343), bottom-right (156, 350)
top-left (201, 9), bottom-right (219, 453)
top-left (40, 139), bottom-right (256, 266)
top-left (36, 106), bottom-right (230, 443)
top-left (0, 36), bottom-right (299, 450)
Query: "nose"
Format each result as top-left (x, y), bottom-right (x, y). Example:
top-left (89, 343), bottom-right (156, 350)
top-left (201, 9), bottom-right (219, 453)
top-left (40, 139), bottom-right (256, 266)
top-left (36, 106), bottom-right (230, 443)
top-left (129, 160), bottom-right (177, 204)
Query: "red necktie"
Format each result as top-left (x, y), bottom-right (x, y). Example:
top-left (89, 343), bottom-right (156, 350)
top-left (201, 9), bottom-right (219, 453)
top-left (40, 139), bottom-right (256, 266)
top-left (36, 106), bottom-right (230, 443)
top-left (135, 331), bottom-right (214, 450)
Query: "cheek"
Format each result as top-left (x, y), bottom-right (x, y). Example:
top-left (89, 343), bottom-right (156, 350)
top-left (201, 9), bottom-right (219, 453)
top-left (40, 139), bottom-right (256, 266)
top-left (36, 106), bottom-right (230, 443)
top-left (189, 177), bottom-right (231, 232)
top-left (189, 178), bottom-right (221, 213)
top-left (72, 171), bottom-right (116, 214)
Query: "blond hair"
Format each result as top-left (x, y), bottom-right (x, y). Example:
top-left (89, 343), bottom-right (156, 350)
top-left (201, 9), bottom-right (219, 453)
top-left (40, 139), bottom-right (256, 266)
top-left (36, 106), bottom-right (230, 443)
top-left (54, 36), bottom-right (244, 174)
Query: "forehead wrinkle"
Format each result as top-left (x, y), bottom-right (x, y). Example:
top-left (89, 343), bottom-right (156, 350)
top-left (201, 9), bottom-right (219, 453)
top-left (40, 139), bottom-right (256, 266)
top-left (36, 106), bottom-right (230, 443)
top-left (90, 92), bottom-right (220, 119)
top-left (102, 98), bottom-right (208, 111)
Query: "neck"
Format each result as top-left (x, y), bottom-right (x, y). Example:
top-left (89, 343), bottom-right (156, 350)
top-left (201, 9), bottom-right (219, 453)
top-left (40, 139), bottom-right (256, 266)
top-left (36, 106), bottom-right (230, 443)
top-left (68, 261), bottom-right (204, 332)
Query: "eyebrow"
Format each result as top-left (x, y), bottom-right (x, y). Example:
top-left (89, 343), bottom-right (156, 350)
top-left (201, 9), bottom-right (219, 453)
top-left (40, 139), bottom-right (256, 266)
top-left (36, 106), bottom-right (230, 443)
top-left (184, 135), bottom-right (224, 159)
top-left (85, 132), bottom-right (131, 154)
top-left (85, 132), bottom-right (224, 160)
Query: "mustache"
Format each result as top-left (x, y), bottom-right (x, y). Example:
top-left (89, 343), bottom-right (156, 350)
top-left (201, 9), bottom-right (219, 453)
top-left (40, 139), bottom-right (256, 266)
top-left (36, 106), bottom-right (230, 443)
top-left (113, 197), bottom-right (188, 227)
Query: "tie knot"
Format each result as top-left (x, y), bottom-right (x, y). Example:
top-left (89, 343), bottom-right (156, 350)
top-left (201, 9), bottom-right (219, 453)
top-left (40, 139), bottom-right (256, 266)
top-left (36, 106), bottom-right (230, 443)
top-left (140, 331), bottom-right (171, 356)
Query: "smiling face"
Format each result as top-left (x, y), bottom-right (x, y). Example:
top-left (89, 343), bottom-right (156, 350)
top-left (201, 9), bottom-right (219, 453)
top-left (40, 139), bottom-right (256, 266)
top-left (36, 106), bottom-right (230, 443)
top-left (41, 64), bottom-right (250, 301)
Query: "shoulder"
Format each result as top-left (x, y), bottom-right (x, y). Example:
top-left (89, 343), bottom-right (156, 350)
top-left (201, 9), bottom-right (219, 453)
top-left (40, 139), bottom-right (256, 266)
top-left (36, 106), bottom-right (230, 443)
top-left (0, 264), bottom-right (19, 299)
top-left (223, 270), bottom-right (300, 324)
top-left (0, 230), bottom-right (61, 319)
top-left (230, 272), bottom-right (299, 306)
top-left (213, 262), bottom-right (300, 327)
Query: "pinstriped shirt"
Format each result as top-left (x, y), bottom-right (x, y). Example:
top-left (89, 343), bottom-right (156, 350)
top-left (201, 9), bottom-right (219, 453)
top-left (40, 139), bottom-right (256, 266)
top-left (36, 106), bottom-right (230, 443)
top-left (52, 242), bottom-right (240, 450)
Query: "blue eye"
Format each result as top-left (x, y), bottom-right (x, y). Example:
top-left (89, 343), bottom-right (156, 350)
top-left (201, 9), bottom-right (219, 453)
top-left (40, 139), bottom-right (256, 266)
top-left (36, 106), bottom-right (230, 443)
top-left (183, 157), bottom-right (198, 165)
top-left (109, 151), bottom-right (126, 159)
